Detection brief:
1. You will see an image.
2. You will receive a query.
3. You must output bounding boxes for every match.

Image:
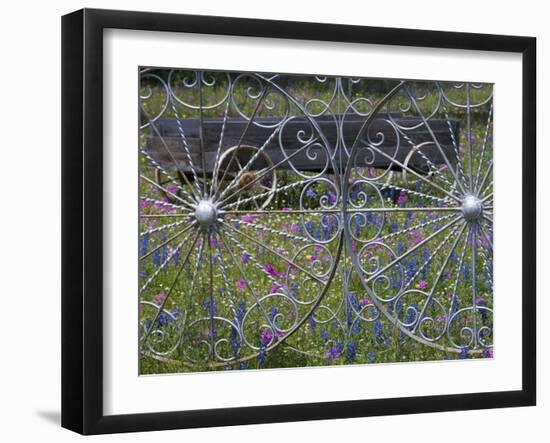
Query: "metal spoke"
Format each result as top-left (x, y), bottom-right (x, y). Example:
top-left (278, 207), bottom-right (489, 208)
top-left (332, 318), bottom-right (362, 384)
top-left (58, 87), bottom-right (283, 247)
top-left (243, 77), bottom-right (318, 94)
top-left (168, 96), bottom-right (203, 197)
top-left (361, 142), bottom-right (463, 203)
top-left (140, 219), bottom-right (188, 237)
top-left (209, 98), bottom-right (231, 198)
top-left (222, 179), bottom-right (310, 210)
top-left (216, 125), bottom-right (281, 202)
top-left (412, 222), bottom-right (467, 333)
top-left (207, 232), bottom-right (215, 358)
top-left (139, 196), bottom-right (186, 211)
top-left (405, 84), bottom-right (468, 197)
top-left (198, 74), bottom-right (208, 196)
top-left (366, 216), bottom-right (462, 283)
top-left (217, 230), bottom-right (279, 333)
top-left (471, 225), bottom-right (478, 348)
top-left (478, 221), bottom-right (494, 250)
top-left (221, 220), bottom-right (327, 285)
top-left (466, 83), bottom-right (473, 191)
top-left (141, 103), bottom-right (200, 200)
top-left (226, 216), bottom-right (310, 244)
top-left (140, 233), bottom-right (191, 293)
top-left (139, 148), bottom-right (197, 207)
top-left (140, 174), bottom-right (193, 208)
top-left (473, 102), bottom-right (493, 192)
top-left (376, 213), bottom-right (457, 243)
top-left (398, 131), bottom-right (458, 194)
top-left (403, 223), bottom-right (462, 292)
top-left (213, 87), bottom-right (269, 201)
top-left (140, 213), bottom-right (192, 218)
top-left (437, 85), bottom-right (468, 189)
top-left (378, 182), bottom-right (452, 205)
top-left (140, 221), bottom-right (196, 261)
top-left (141, 231), bottom-right (201, 344)
top-left (476, 160), bottom-right (493, 197)
top-left (446, 227), bottom-right (470, 320)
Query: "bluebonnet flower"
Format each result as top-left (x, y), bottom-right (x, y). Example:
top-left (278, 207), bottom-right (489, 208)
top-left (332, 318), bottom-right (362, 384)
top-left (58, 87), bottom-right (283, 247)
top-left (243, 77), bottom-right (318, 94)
top-left (346, 304), bottom-right (353, 328)
top-left (391, 220), bottom-right (398, 233)
top-left (236, 300), bottom-right (246, 323)
top-left (347, 341), bottom-right (357, 362)
top-left (325, 342), bottom-right (344, 364)
top-left (421, 247), bottom-right (430, 279)
top-left (396, 298), bottom-right (404, 317)
top-left (257, 345), bottom-right (267, 367)
top-left (408, 258), bottom-right (417, 281)
top-left (460, 347), bottom-right (469, 359)
top-left (463, 263), bottom-right (470, 282)
top-left (230, 300), bottom-right (246, 356)
top-left (451, 297), bottom-right (459, 316)
top-left (367, 351), bottom-right (376, 363)
top-left (306, 188), bottom-right (317, 198)
top-left (397, 240), bottom-right (406, 256)
top-left (152, 247), bottom-right (161, 266)
top-left (348, 293), bottom-right (359, 310)
top-left (351, 319), bottom-right (362, 335)
top-left (240, 252), bottom-right (250, 263)
top-left (140, 234), bottom-right (149, 257)
top-left (406, 302), bottom-right (419, 325)
top-left (391, 272), bottom-right (399, 290)
top-left (158, 311), bottom-right (172, 327)
top-left (354, 216), bottom-right (362, 236)
top-left (203, 298), bottom-right (218, 315)
top-left (320, 328), bottom-right (329, 341)
top-left (373, 318), bottom-right (383, 338)
top-left (161, 233), bottom-right (168, 263)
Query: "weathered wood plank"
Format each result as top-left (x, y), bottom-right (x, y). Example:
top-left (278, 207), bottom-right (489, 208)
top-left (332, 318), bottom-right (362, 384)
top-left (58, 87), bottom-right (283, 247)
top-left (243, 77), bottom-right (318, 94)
top-left (145, 115), bottom-right (459, 174)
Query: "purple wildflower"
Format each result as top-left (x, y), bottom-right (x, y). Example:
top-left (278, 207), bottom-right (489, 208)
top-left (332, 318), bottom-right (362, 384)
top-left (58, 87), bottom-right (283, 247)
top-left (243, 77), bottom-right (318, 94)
top-left (235, 279), bottom-right (247, 292)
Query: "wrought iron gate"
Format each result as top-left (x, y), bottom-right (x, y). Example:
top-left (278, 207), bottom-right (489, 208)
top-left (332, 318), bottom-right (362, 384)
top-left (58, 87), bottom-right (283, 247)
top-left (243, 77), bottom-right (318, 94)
top-left (138, 70), bottom-right (493, 371)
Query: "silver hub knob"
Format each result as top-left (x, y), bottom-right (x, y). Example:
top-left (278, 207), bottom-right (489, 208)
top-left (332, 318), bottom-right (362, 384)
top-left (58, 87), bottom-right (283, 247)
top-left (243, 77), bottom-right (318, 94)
top-left (194, 200), bottom-right (218, 228)
top-left (461, 195), bottom-right (483, 222)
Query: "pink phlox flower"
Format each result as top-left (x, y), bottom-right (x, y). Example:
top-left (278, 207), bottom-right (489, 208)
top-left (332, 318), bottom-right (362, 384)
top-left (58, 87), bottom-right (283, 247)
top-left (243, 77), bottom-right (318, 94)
top-left (154, 292), bottom-right (167, 305)
top-left (240, 214), bottom-right (256, 223)
top-left (235, 279), bottom-right (247, 292)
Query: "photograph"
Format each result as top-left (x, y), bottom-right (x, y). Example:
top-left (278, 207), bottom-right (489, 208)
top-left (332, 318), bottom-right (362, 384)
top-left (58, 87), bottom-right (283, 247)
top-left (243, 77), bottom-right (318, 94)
top-left (0, 1), bottom-right (542, 440)
top-left (138, 69), bottom-right (494, 374)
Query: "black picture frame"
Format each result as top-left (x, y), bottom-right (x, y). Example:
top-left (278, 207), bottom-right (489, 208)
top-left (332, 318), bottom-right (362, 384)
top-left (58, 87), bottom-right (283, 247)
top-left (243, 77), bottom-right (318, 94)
top-left (61, 8), bottom-right (537, 435)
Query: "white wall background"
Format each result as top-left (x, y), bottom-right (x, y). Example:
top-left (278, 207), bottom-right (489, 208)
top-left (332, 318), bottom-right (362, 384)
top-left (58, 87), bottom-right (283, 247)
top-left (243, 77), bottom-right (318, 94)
top-left (0, 0), bottom-right (546, 440)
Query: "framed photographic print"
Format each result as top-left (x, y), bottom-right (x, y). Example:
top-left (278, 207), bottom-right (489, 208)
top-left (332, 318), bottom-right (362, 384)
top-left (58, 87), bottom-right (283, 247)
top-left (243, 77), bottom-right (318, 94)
top-left (61, 8), bottom-right (536, 435)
